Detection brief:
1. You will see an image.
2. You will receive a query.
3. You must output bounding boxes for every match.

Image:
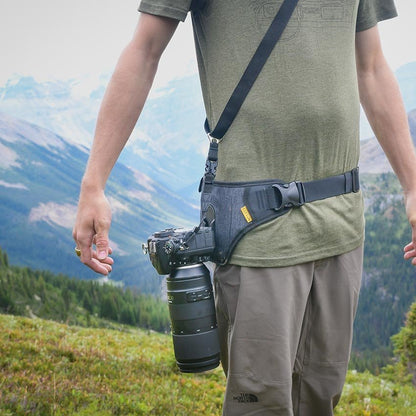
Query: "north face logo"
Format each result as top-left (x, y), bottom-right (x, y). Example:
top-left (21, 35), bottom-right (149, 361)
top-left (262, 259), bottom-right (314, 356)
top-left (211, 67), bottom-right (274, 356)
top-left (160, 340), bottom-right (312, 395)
top-left (233, 393), bottom-right (259, 403)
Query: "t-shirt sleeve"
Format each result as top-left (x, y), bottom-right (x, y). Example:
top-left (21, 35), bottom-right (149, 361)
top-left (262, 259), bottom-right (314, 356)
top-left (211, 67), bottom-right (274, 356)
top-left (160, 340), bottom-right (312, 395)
top-left (138, 0), bottom-right (193, 22)
top-left (356, 0), bottom-right (398, 32)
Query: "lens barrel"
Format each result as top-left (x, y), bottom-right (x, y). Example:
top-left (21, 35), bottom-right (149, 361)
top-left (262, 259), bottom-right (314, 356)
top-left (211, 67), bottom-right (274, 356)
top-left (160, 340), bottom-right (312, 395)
top-left (167, 263), bottom-right (220, 373)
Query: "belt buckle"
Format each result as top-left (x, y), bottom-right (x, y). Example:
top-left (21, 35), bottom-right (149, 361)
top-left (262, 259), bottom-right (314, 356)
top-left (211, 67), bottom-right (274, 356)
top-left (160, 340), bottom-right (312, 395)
top-left (272, 182), bottom-right (305, 211)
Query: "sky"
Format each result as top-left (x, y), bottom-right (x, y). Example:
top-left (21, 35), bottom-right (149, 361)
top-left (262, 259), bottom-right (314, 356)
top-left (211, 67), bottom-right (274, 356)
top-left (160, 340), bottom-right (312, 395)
top-left (0, 0), bottom-right (415, 89)
top-left (0, 0), bottom-right (195, 89)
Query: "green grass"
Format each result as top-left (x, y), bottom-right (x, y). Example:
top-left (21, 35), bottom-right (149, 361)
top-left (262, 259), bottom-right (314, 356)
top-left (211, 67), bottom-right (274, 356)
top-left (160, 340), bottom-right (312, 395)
top-left (335, 371), bottom-right (416, 416)
top-left (0, 314), bottom-right (225, 415)
top-left (2, 314), bottom-right (416, 416)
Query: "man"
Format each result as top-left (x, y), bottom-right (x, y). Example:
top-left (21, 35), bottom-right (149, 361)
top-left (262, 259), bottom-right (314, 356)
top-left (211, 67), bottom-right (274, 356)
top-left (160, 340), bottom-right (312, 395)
top-left (73, 0), bottom-right (416, 414)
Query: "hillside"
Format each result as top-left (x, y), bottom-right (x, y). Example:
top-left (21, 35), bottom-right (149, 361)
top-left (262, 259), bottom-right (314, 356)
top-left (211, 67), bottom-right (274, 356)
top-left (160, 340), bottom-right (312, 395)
top-left (2, 313), bottom-right (416, 415)
top-left (0, 314), bottom-right (225, 416)
top-left (0, 112), bottom-right (198, 290)
top-left (0, 247), bottom-right (170, 332)
top-left (350, 173), bottom-right (416, 371)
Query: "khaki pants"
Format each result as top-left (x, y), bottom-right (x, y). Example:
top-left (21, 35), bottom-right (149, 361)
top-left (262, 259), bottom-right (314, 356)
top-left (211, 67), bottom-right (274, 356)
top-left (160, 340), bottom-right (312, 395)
top-left (214, 245), bottom-right (363, 416)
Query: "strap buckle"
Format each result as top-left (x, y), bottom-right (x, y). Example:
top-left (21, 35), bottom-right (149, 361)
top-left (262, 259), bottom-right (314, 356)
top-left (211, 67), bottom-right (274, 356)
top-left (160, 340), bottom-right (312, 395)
top-left (272, 182), bottom-right (305, 211)
top-left (201, 140), bottom-right (219, 187)
top-left (207, 133), bottom-right (223, 144)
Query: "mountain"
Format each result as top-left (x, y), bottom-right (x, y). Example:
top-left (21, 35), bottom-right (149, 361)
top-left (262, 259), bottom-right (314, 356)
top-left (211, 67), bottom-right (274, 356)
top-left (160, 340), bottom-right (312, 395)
top-left (396, 62), bottom-right (416, 113)
top-left (0, 112), bottom-right (199, 291)
top-left (0, 74), bottom-right (208, 198)
top-left (0, 75), bottom-right (99, 148)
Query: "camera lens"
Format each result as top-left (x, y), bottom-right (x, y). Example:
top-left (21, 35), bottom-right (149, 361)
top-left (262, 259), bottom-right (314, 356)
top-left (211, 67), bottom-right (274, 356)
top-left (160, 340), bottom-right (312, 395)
top-left (167, 263), bottom-right (220, 373)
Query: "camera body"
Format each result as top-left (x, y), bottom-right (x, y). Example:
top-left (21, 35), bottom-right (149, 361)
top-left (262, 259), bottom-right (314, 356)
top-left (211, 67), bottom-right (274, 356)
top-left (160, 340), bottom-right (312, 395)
top-left (143, 225), bottom-right (220, 373)
top-left (145, 226), bottom-right (215, 275)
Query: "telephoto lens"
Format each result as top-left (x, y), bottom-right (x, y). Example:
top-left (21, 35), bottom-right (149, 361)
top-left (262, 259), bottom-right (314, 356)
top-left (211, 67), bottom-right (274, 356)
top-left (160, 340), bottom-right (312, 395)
top-left (167, 263), bottom-right (220, 373)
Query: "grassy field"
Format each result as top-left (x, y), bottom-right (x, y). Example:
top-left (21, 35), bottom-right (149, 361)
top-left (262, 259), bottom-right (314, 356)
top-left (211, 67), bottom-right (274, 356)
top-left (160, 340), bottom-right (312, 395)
top-left (1, 314), bottom-right (416, 415)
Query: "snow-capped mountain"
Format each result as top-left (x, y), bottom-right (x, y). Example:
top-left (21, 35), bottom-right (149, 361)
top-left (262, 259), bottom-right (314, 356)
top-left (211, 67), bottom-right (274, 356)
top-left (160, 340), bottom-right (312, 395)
top-left (0, 73), bottom-right (208, 198)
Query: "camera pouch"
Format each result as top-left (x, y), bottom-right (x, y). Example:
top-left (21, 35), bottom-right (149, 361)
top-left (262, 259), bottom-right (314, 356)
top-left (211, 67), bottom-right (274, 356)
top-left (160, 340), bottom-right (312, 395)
top-left (200, 169), bottom-right (359, 265)
top-left (200, 179), bottom-right (290, 264)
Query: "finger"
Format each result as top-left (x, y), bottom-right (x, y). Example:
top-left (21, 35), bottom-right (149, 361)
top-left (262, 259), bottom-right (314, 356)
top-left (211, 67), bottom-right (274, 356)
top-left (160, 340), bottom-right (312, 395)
top-left (91, 244), bottom-right (113, 256)
top-left (404, 242), bottom-right (415, 252)
top-left (83, 258), bottom-right (112, 275)
top-left (75, 233), bottom-right (94, 265)
top-left (404, 249), bottom-right (416, 260)
top-left (93, 218), bottom-right (111, 260)
top-left (412, 226), bottom-right (416, 251)
top-left (92, 250), bottom-right (114, 265)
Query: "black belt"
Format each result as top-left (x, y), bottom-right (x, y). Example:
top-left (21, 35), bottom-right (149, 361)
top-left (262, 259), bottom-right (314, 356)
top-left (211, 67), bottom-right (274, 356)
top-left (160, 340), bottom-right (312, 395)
top-left (261, 168), bottom-right (360, 212)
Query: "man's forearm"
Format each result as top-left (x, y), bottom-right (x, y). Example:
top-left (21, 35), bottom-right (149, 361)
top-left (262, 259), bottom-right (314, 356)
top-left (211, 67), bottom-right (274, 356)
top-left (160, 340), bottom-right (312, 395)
top-left (82, 14), bottom-right (179, 192)
top-left (357, 55), bottom-right (416, 194)
top-left (82, 45), bottom-right (158, 191)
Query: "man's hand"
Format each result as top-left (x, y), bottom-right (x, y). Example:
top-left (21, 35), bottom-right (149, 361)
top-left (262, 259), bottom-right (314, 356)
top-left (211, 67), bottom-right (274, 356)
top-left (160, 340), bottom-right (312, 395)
top-left (72, 187), bottom-right (114, 275)
top-left (404, 191), bottom-right (416, 265)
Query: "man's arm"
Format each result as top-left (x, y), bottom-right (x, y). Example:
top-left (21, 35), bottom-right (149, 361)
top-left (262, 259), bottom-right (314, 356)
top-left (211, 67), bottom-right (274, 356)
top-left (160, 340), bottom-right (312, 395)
top-left (72, 13), bottom-right (179, 274)
top-left (355, 25), bottom-right (416, 265)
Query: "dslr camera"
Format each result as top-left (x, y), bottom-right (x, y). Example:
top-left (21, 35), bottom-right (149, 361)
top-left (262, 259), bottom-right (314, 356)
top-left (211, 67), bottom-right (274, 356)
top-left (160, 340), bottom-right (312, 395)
top-left (142, 225), bottom-right (220, 373)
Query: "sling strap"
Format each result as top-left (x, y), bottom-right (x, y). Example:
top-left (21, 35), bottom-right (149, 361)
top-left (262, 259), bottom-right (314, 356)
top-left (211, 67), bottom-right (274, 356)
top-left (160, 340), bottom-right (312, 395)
top-left (204, 0), bottom-right (300, 140)
top-left (201, 0), bottom-right (299, 187)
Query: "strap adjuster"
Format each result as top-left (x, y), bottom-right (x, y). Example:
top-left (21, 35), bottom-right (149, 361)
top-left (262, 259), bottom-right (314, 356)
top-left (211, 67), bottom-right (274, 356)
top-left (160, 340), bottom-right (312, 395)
top-left (352, 167), bottom-right (359, 193)
top-left (272, 182), bottom-right (305, 211)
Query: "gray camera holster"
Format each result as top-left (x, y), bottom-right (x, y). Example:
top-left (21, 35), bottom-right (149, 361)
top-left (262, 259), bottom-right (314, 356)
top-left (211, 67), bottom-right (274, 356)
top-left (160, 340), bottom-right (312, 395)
top-left (198, 0), bottom-right (360, 265)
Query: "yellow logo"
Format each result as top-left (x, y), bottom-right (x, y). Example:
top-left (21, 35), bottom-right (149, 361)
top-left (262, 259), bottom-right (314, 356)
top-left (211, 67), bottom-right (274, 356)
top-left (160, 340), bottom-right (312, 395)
top-left (241, 206), bottom-right (253, 223)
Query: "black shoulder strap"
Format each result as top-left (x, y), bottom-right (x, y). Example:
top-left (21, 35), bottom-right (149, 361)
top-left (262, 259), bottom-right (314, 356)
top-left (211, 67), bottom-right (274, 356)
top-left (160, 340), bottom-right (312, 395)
top-left (190, 0), bottom-right (206, 12)
top-left (205, 0), bottom-right (300, 140)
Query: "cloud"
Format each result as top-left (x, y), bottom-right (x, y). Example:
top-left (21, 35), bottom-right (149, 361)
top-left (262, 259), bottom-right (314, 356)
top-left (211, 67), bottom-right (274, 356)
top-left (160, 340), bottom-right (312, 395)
top-left (0, 142), bottom-right (21, 169)
top-left (107, 196), bottom-right (132, 216)
top-left (125, 189), bottom-right (159, 209)
top-left (0, 180), bottom-right (28, 190)
top-left (29, 202), bottom-right (77, 229)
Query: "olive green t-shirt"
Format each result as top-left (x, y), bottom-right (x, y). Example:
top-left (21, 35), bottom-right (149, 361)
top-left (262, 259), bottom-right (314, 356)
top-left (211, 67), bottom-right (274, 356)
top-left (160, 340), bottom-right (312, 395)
top-left (138, 0), bottom-right (397, 267)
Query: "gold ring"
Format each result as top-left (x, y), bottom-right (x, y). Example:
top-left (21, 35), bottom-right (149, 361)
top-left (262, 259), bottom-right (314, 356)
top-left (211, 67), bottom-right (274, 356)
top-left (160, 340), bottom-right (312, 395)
top-left (75, 247), bottom-right (81, 257)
